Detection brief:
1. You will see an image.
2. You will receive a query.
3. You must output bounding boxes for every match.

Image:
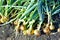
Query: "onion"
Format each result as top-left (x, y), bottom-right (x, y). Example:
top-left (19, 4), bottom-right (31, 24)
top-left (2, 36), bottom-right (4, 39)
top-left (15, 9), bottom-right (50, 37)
top-left (1, 16), bottom-right (9, 23)
top-left (49, 22), bottom-right (55, 30)
top-left (34, 30), bottom-right (40, 37)
top-left (46, 24), bottom-right (49, 27)
top-left (23, 30), bottom-right (27, 35)
top-left (14, 20), bottom-right (18, 25)
top-left (57, 28), bottom-right (60, 32)
top-left (20, 25), bottom-right (25, 31)
top-left (43, 27), bottom-right (50, 34)
top-left (26, 30), bottom-right (31, 35)
top-left (49, 24), bottom-right (55, 30)
top-left (31, 30), bottom-right (34, 35)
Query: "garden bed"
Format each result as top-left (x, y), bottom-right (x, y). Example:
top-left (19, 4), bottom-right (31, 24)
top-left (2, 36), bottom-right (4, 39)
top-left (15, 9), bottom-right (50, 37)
top-left (0, 0), bottom-right (60, 40)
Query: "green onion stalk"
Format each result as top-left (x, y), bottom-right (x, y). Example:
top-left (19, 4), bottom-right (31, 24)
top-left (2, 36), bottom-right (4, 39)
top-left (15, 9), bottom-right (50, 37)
top-left (0, 0), bottom-right (37, 26)
top-left (25, 20), bottom-right (35, 35)
top-left (0, 0), bottom-right (9, 23)
top-left (23, 7), bottom-right (37, 25)
top-left (12, 2), bottom-right (38, 25)
top-left (27, 13), bottom-right (39, 35)
top-left (37, 0), bottom-right (44, 31)
top-left (7, 0), bottom-right (26, 15)
top-left (0, 9), bottom-right (24, 26)
top-left (0, 0), bottom-right (3, 16)
top-left (26, 0), bottom-right (35, 10)
top-left (18, 4), bottom-right (38, 32)
top-left (18, 5), bottom-right (38, 34)
top-left (14, 7), bottom-right (28, 37)
top-left (45, 0), bottom-right (55, 30)
top-left (50, 1), bottom-right (60, 30)
top-left (45, 0), bottom-right (60, 25)
top-left (27, 9), bottom-right (38, 28)
top-left (52, 5), bottom-right (60, 16)
top-left (14, 2), bottom-right (38, 36)
top-left (20, 3), bottom-right (38, 19)
top-left (23, 12), bottom-right (39, 35)
top-left (15, 8), bottom-right (38, 36)
top-left (10, 9), bottom-right (17, 18)
top-left (45, 0), bottom-right (50, 25)
top-left (45, 0), bottom-right (53, 27)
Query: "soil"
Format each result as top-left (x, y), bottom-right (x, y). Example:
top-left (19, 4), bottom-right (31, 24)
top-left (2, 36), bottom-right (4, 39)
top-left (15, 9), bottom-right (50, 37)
top-left (0, 24), bottom-right (59, 40)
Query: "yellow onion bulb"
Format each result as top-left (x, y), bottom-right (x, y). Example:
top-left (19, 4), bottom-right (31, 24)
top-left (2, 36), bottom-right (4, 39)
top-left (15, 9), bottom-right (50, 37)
top-left (20, 25), bottom-right (25, 31)
top-left (26, 30), bottom-right (32, 35)
top-left (1, 16), bottom-right (9, 23)
top-left (14, 20), bottom-right (18, 26)
top-left (49, 24), bottom-right (55, 30)
top-left (43, 27), bottom-right (50, 34)
top-left (57, 28), bottom-right (60, 32)
top-left (46, 24), bottom-right (50, 27)
top-left (31, 30), bottom-right (34, 35)
top-left (34, 30), bottom-right (40, 37)
top-left (23, 30), bottom-right (27, 35)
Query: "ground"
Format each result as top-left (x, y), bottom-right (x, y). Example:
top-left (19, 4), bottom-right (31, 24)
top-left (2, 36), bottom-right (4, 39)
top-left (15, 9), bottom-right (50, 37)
top-left (0, 24), bottom-right (60, 40)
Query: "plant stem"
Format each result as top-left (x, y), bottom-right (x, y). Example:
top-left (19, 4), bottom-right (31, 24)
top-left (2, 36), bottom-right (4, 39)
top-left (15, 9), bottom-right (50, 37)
top-left (45, 0), bottom-right (51, 25)
top-left (25, 8), bottom-right (37, 25)
top-left (20, 3), bottom-right (38, 19)
top-left (26, 0), bottom-right (34, 10)
top-left (5, 5), bottom-right (8, 16)
top-left (1, 5), bottom-right (26, 8)
top-left (0, 2), bottom-right (38, 26)
top-left (0, 11), bottom-right (23, 26)
top-left (37, 0), bottom-right (44, 30)
top-left (52, 9), bottom-right (60, 15)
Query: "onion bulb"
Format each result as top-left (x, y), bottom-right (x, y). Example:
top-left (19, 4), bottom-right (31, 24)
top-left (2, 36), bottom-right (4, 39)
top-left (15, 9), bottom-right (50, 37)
top-left (46, 24), bottom-right (50, 27)
top-left (14, 20), bottom-right (18, 25)
top-left (26, 30), bottom-right (31, 35)
top-left (23, 30), bottom-right (27, 35)
top-left (57, 28), bottom-right (60, 32)
top-left (1, 16), bottom-right (9, 23)
top-left (31, 30), bottom-right (34, 35)
top-left (34, 30), bottom-right (40, 37)
top-left (43, 27), bottom-right (50, 34)
top-left (49, 24), bottom-right (55, 30)
top-left (20, 25), bottom-right (25, 31)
